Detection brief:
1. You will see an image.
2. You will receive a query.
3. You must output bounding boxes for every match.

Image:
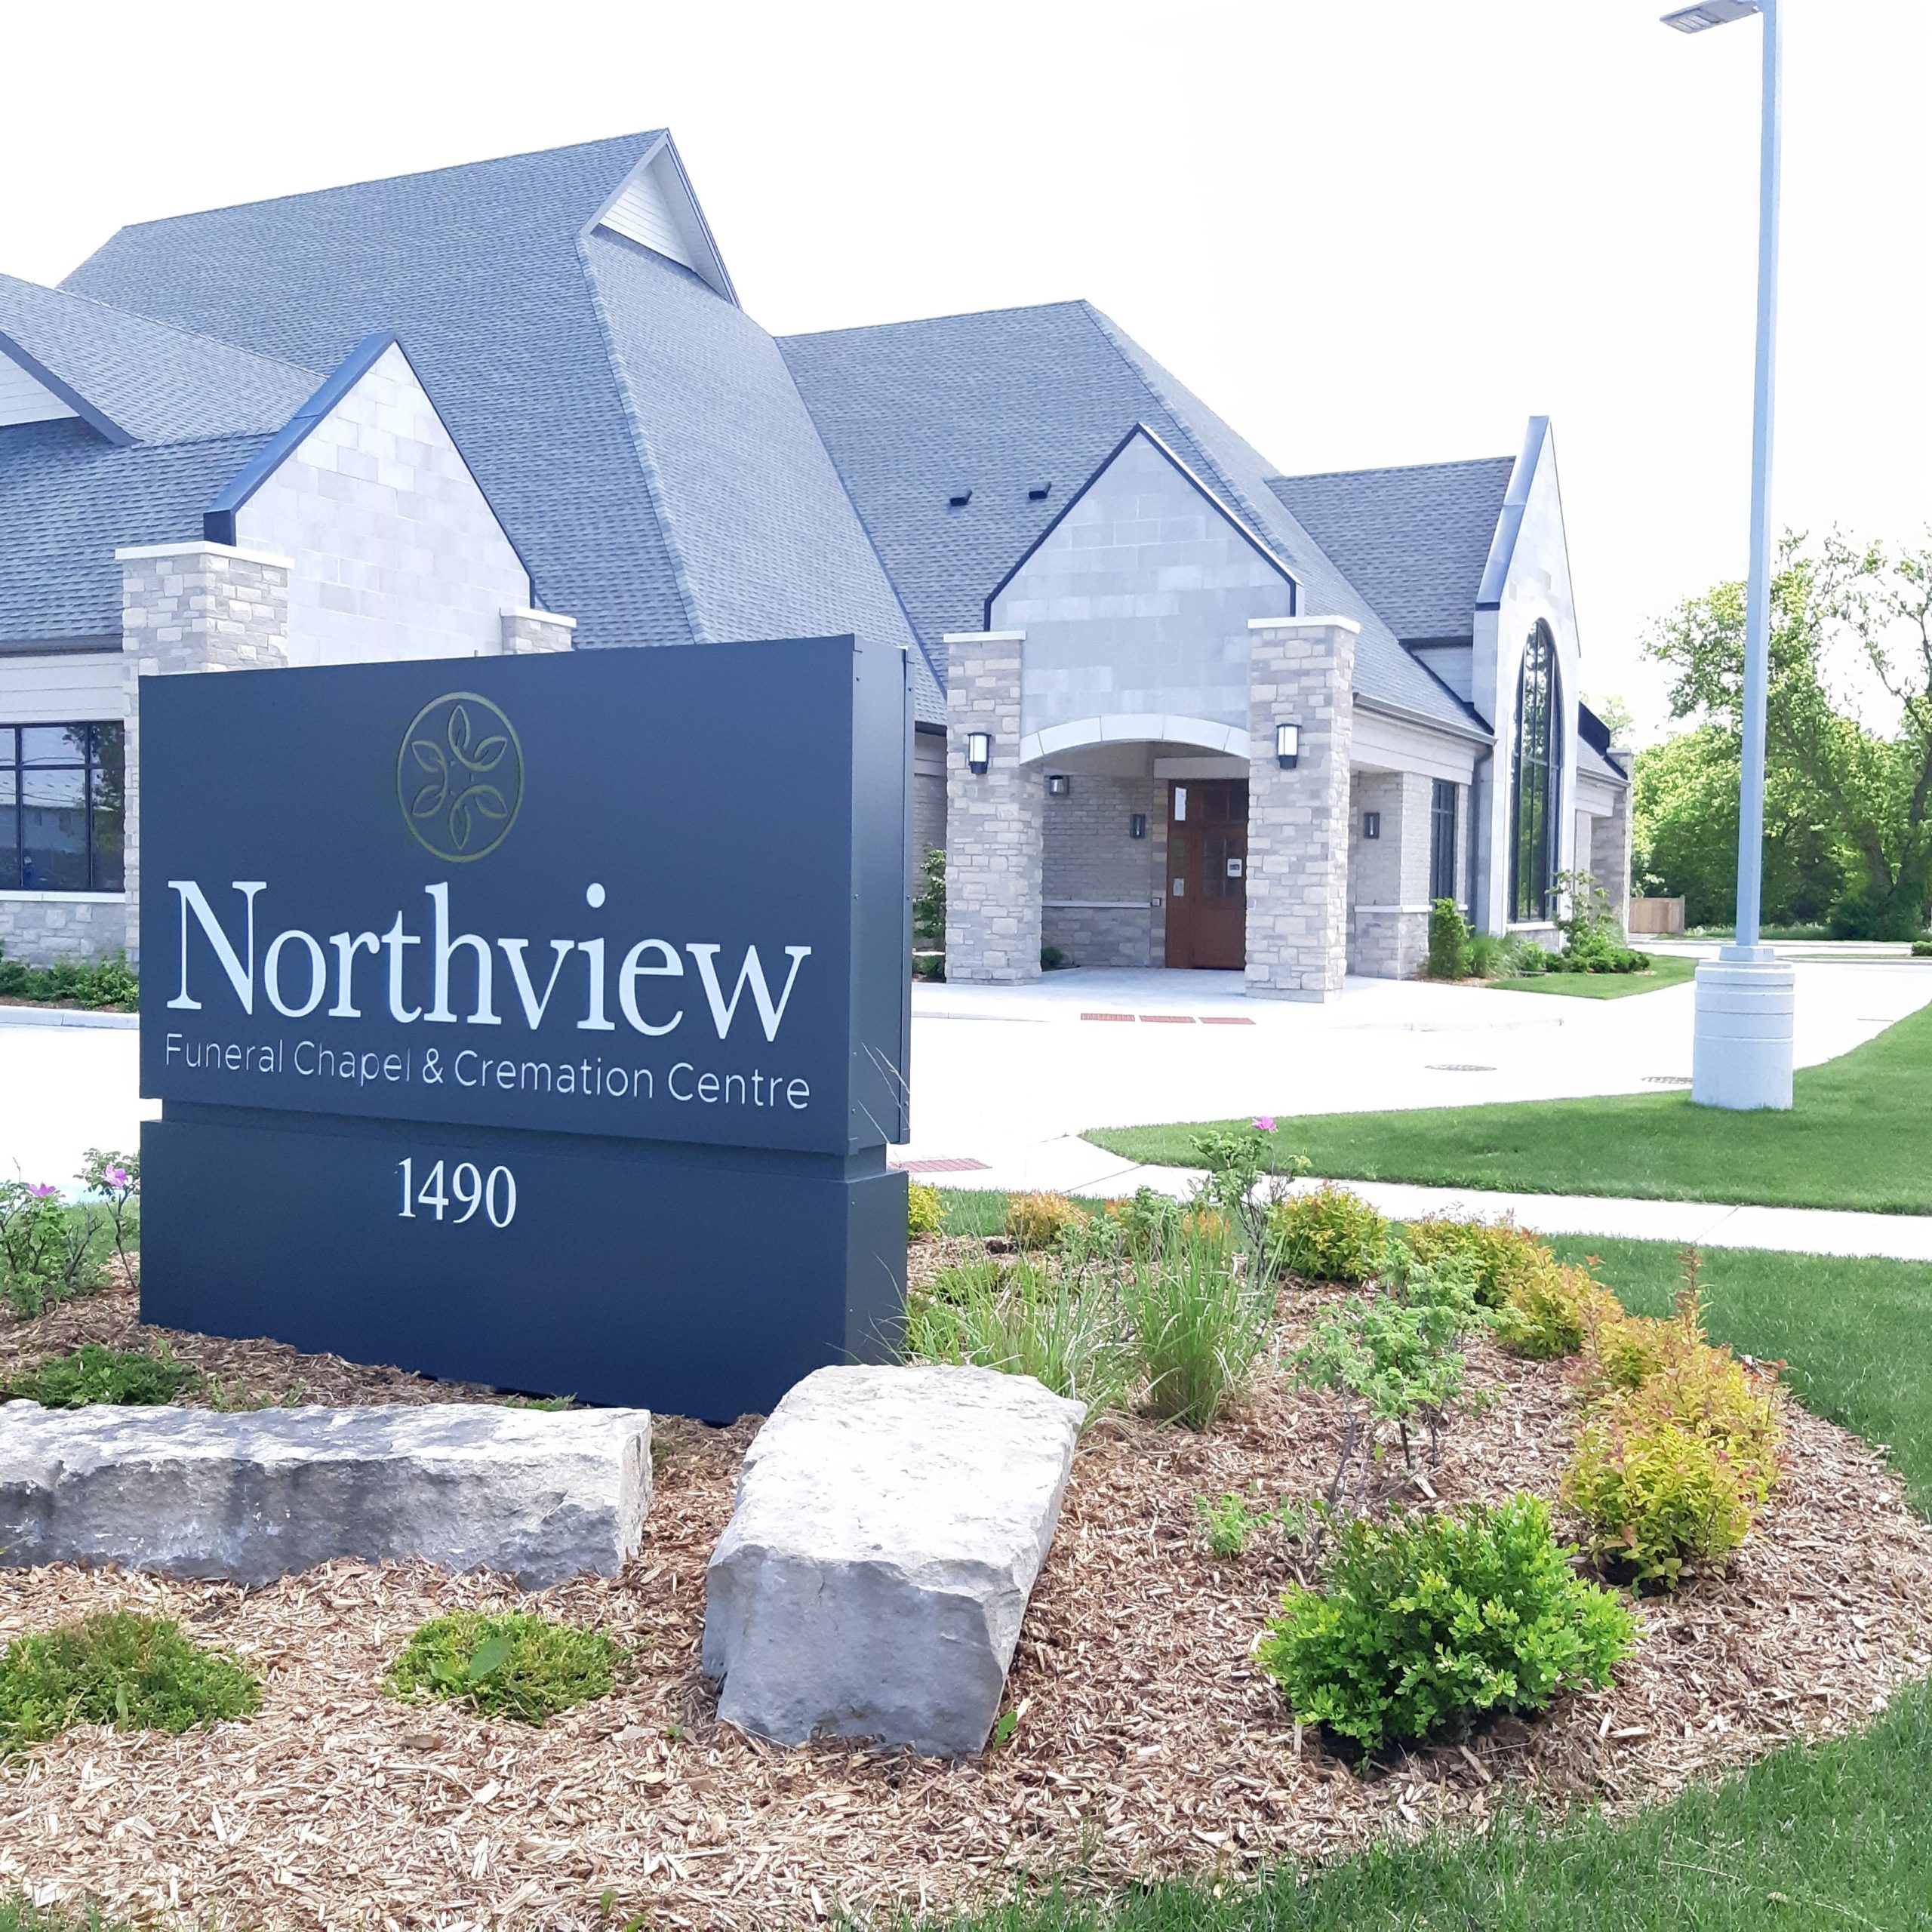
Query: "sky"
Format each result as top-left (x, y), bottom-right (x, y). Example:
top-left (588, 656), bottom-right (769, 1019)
top-left (2, 0), bottom-right (1924, 742)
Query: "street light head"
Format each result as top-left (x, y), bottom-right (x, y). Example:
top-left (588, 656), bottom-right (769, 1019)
top-left (1662, 0), bottom-right (1761, 32)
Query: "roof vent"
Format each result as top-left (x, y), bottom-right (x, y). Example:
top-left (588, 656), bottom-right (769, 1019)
top-left (1027, 481), bottom-right (1053, 501)
top-left (948, 487), bottom-right (972, 507)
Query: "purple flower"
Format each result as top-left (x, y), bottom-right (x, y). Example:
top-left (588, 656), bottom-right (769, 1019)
top-left (104, 1168), bottom-right (130, 1190)
top-left (27, 1183), bottom-right (57, 1199)
top-left (1252, 1116), bottom-right (1278, 1134)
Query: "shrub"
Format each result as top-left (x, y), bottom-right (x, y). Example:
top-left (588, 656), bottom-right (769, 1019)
top-left (386, 1611), bottom-right (623, 1724)
top-left (1561, 1417), bottom-right (1764, 1590)
top-left (1427, 898), bottom-right (1471, 979)
top-left (11, 1344), bottom-right (195, 1408)
top-left (1400, 1216), bottom-right (1552, 1311)
top-left (1464, 932), bottom-right (1508, 979)
top-left (1256, 1497), bottom-right (1637, 1754)
top-left (1105, 1187), bottom-right (1181, 1260)
top-left (0, 949), bottom-right (138, 1013)
top-left (1495, 1262), bottom-right (1620, 1360)
top-left (907, 1262), bottom-right (1130, 1417)
top-left (1040, 945), bottom-right (1066, 971)
top-left (0, 1612), bottom-right (260, 1755)
top-left (1128, 1228), bottom-right (1273, 1430)
top-left (906, 1181), bottom-right (944, 1238)
top-left (1913, 937), bottom-right (1932, 958)
top-left (1196, 1492), bottom-right (1268, 1558)
top-left (1268, 1186), bottom-right (1389, 1283)
top-left (1003, 1192), bottom-right (1084, 1251)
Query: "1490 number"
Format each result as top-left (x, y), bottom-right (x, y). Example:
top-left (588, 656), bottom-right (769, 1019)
top-left (397, 1158), bottom-right (516, 1226)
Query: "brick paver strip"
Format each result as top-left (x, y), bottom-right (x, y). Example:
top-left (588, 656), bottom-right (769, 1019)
top-left (1080, 1013), bottom-right (1137, 1022)
top-left (1138, 1014), bottom-right (1195, 1024)
top-left (1198, 1017), bottom-right (1256, 1026)
top-left (894, 1157), bottom-right (992, 1174)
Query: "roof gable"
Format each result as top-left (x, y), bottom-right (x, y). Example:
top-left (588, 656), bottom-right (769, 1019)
top-left (587, 137), bottom-right (737, 303)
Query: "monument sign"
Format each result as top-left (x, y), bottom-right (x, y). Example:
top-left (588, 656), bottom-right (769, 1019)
top-left (139, 637), bottom-right (911, 1420)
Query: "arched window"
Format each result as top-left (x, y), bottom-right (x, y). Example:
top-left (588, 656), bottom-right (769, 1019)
top-left (1510, 623), bottom-right (1562, 922)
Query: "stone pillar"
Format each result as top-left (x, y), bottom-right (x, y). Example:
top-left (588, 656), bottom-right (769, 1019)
top-left (501, 607), bottom-right (577, 654)
top-left (1245, 617), bottom-right (1358, 1000)
top-left (1592, 756), bottom-right (1635, 936)
top-left (117, 541), bottom-right (293, 971)
top-left (942, 630), bottom-right (1041, 983)
top-left (1349, 768), bottom-right (1434, 979)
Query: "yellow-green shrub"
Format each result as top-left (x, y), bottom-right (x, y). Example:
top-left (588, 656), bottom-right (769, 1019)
top-left (1003, 1192), bottom-right (1085, 1251)
top-left (1495, 1262), bottom-right (1620, 1360)
top-left (907, 1181), bottom-right (944, 1238)
top-left (1561, 1416), bottom-right (1764, 1589)
top-left (1267, 1186), bottom-right (1389, 1282)
top-left (1400, 1216), bottom-right (1551, 1309)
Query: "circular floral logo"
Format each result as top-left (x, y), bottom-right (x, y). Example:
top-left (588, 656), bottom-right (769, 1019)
top-left (397, 693), bottom-right (525, 863)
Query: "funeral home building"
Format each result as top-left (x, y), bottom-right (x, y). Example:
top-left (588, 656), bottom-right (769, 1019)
top-left (0, 131), bottom-right (1629, 997)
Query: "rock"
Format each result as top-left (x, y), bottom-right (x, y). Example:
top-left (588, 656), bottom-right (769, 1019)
top-left (0, 1401), bottom-right (651, 1588)
top-left (702, 1364), bottom-right (1083, 1755)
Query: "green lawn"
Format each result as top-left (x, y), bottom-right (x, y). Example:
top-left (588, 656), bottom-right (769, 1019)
top-left (928, 1207), bottom-right (1932, 1932)
top-left (1085, 1001), bottom-right (1932, 1214)
top-left (1491, 952), bottom-right (1696, 999)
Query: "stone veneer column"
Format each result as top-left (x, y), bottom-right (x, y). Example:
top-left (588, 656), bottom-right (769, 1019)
top-left (117, 541), bottom-right (294, 973)
top-left (501, 608), bottom-right (577, 654)
top-left (942, 630), bottom-right (1041, 983)
top-left (1245, 617), bottom-right (1358, 1000)
top-left (1592, 754), bottom-right (1636, 935)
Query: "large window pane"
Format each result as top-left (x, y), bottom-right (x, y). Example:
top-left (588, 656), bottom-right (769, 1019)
top-left (0, 758), bottom-right (17, 891)
top-left (21, 762), bottom-right (88, 891)
top-left (91, 722), bottom-right (125, 892)
top-left (20, 724), bottom-right (90, 768)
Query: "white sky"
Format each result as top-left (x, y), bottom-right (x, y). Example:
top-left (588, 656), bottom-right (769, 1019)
top-left (3, 0), bottom-right (1925, 740)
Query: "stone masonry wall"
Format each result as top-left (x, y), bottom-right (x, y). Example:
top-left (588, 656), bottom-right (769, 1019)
top-left (1041, 771), bottom-right (1161, 968)
top-left (118, 543), bottom-right (294, 974)
top-left (1349, 769), bottom-right (1434, 979)
top-left (944, 633), bottom-right (1041, 983)
top-left (1590, 770), bottom-right (1635, 935)
top-left (0, 894), bottom-right (128, 965)
top-left (1245, 620), bottom-right (1355, 1000)
top-left (500, 609), bottom-right (576, 654)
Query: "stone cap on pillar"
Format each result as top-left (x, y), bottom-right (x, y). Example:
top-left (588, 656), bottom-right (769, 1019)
top-left (115, 540), bottom-right (294, 573)
top-left (501, 607), bottom-right (577, 654)
top-left (940, 629), bottom-right (1026, 645)
top-left (1246, 615), bottom-right (1361, 634)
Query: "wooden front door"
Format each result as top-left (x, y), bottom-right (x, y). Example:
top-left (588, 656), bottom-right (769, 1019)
top-left (1164, 779), bottom-right (1247, 970)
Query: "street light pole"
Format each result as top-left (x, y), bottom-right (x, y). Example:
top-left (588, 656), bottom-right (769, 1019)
top-left (1664, 0), bottom-right (1798, 1111)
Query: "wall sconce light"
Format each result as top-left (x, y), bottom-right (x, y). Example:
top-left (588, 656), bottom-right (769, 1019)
top-left (1362, 811), bottom-right (1382, 840)
top-left (1275, 721), bottom-right (1301, 769)
top-left (1046, 774), bottom-right (1070, 797)
top-left (966, 731), bottom-right (991, 774)
top-left (1129, 813), bottom-right (1147, 840)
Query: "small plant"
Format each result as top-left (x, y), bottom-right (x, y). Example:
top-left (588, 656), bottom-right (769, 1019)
top-left (1040, 944), bottom-right (1066, 971)
top-left (1913, 937), bottom-right (1932, 958)
top-left (907, 1180), bottom-right (945, 1238)
top-left (386, 1611), bottom-right (624, 1724)
top-left (1400, 1215), bottom-right (1552, 1311)
top-left (1426, 897), bottom-right (1470, 979)
top-left (912, 847), bottom-right (946, 949)
top-left (907, 1263), bottom-right (1130, 1416)
top-left (1257, 1497), bottom-right (1637, 1755)
top-left (1267, 1186), bottom-right (1389, 1283)
top-left (1128, 1226), bottom-right (1273, 1430)
top-left (1189, 1118), bottom-right (1309, 1246)
top-left (1105, 1187), bottom-right (1182, 1260)
top-left (1196, 1491), bottom-right (1268, 1557)
top-left (0, 947), bottom-right (138, 1013)
top-left (1003, 1192), bottom-right (1085, 1251)
top-left (1495, 1261), bottom-right (1619, 1360)
top-left (0, 1612), bottom-right (260, 1755)
top-left (1463, 932), bottom-right (1508, 979)
top-left (11, 1344), bottom-right (195, 1408)
top-left (78, 1148), bottom-right (140, 1286)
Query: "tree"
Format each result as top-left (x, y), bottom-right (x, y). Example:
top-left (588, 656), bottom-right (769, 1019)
top-left (1644, 533), bottom-right (1932, 938)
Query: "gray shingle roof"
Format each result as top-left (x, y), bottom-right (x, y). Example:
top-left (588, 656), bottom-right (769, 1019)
top-left (0, 420), bottom-right (272, 641)
top-left (0, 275), bottom-right (318, 445)
top-left (781, 301), bottom-right (1484, 738)
top-left (1267, 457), bottom-right (1514, 645)
top-left (61, 134), bottom-right (941, 718)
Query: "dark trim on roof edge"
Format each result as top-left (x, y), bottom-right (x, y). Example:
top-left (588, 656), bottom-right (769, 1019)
top-left (1401, 633), bottom-right (1477, 651)
top-left (0, 331), bottom-right (135, 447)
top-left (0, 635), bottom-right (121, 657)
top-left (1475, 416), bottom-right (1548, 611)
top-left (980, 421), bottom-right (1299, 627)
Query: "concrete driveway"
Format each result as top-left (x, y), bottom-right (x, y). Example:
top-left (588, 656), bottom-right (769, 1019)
top-left (2, 951), bottom-right (1928, 1198)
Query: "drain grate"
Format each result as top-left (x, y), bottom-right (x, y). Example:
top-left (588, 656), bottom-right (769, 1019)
top-left (1643, 1075), bottom-right (1694, 1086)
top-left (1426, 1063), bottom-right (1495, 1073)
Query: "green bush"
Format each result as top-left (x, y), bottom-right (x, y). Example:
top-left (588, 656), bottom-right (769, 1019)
top-left (1464, 932), bottom-right (1508, 979)
top-left (1913, 937), bottom-right (1932, 958)
top-left (1128, 1227), bottom-right (1272, 1430)
top-left (1004, 1192), bottom-right (1086, 1251)
top-left (1426, 898), bottom-right (1471, 979)
top-left (1267, 1186), bottom-right (1389, 1283)
top-left (1495, 1263), bottom-right (1619, 1360)
top-left (1103, 1186), bottom-right (1182, 1260)
top-left (386, 1611), bottom-right (623, 1724)
top-left (1399, 1216), bottom-right (1552, 1311)
top-left (0, 1612), bottom-right (260, 1755)
top-left (1257, 1497), bottom-right (1636, 1754)
top-left (906, 1180), bottom-right (944, 1237)
top-left (10, 1344), bottom-right (195, 1408)
top-left (0, 949), bottom-right (137, 1012)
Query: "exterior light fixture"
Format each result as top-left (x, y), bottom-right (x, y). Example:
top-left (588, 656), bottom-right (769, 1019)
top-left (966, 731), bottom-right (991, 775)
top-left (1661, 0), bottom-right (1759, 30)
top-left (1046, 774), bottom-right (1070, 797)
top-left (1362, 811), bottom-right (1381, 841)
top-left (1128, 813), bottom-right (1147, 840)
top-left (1275, 721), bottom-right (1301, 769)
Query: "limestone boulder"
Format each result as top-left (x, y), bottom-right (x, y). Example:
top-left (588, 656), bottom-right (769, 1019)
top-left (0, 1401), bottom-right (651, 1588)
top-left (703, 1364), bottom-right (1083, 1755)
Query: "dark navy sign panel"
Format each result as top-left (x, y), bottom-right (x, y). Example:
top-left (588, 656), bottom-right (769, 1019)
top-left (142, 1113), bottom-right (906, 1420)
top-left (139, 638), bottom-right (911, 1156)
top-left (138, 639), bottom-right (911, 1418)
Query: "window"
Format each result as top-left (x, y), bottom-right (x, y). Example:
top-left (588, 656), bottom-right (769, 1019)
top-left (1509, 624), bottom-right (1562, 921)
top-left (1429, 778), bottom-right (1458, 902)
top-left (0, 723), bottom-right (125, 893)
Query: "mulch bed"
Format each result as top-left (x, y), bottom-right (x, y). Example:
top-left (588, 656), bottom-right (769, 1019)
top-left (0, 1260), bottom-right (1928, 1928)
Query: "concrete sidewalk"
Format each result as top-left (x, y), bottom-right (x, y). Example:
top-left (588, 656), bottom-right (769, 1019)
top-left (909, 1136), bottom-right (1932, 1264)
